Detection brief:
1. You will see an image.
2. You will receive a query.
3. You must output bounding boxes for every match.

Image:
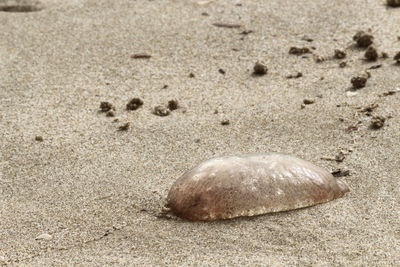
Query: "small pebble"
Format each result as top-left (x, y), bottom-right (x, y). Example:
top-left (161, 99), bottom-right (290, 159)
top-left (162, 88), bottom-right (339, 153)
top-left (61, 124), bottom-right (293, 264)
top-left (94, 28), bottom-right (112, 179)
top-left (370, 116), bottom-right (385, 129)
top-left (351, 76), bottom-right (368, 89)
top-left (303, 99), bottom-right (315, 105)
top-left (334, 49), bottom-right (346, 59)
top-left (353, 31), bottom-right (373, 48)
top-left (221, 119), bottom-right (230, 125)
top-left (153, 106), bottom-right (170, 117)
top-left (106, 110), bottom-right (115, 117)
top-left (35, 136), bottom-right (44, 142)
top-left (346, 91), bottom-right (358, 97)
top-left (314, 55), bottom-right (325, 63)
top-left (252, 62), bottom-right (268, 76)
top-left (364, 46), bottom-right (378, 61)
top-left (339, 62), bottom-right (347, 68)
top-left (286, 72), bottom-right (303, 79)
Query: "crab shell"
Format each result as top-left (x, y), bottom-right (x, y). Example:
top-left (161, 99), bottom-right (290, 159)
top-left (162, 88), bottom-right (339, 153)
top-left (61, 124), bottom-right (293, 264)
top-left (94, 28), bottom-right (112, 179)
top-left (166, 153), bottom-right (349, 221)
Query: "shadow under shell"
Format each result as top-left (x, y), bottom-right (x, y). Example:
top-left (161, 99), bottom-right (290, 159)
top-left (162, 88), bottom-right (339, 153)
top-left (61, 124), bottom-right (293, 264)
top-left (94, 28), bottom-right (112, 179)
top-left (166, 153), bottom-right (349, 221)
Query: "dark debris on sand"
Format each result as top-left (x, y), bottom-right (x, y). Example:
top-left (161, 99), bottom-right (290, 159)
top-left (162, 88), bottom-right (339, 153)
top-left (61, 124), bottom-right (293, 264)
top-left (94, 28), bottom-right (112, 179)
top-left (289, 47), bottom-right (311, 55)
top-left (106, 110), bottom-right (115, 117)
top-left (387, 0), bottom-right (400, 7)
top-left (364, 46), bottom-right (378, 61)
top-left (131, 53), bottom-right (151, 59)
top-left (331, 169), bottom-right (351, 177)
top-left (380, 90), bottom-right (398, 97)
top-left (351, 77), bottom-right (367, 89)
top-left (353, 31), bottom-right (373, 48)
top-left (303, 99), bottom-right (315, 105)
top-left (367, 64), bottom-right (382, 70)
top-left (252, 62), bottom-right (268, 76)
top-left (212, 22), bottom-right (241, 28)
top-left (334, 49), bottom-right (346, 59)
top-left (221, 119), bottom-right (230, 125)
top-left (35, 136), bottom-right (44, 142)
top-left (301, 36), bottom-right (314, 42)
top-left (118, 122), bottom-right (130, 131)
top-left (359, 103), bottom-right (379, 116)
top-left (100, 102), bottom-right (115, 112)
top-left (286, 72), bottom-right (303, 79)
top-left (370, 116), bottom-right (386, 130)
top-left (167, 100), bottom-right (179, 111)
top-left (394, 51), bottom-right (400, 63)
top-left (126, 98), bottom-right (144, 111)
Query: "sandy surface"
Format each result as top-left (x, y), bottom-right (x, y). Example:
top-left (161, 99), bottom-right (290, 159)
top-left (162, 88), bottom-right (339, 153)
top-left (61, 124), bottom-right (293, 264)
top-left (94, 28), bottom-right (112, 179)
top-left (1, 0), bottom-right (400, 265)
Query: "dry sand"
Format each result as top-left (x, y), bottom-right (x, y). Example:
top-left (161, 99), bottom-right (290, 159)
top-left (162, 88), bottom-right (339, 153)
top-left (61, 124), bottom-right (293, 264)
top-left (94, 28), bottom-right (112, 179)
top-left (1, 0), bottom-right (400, 265)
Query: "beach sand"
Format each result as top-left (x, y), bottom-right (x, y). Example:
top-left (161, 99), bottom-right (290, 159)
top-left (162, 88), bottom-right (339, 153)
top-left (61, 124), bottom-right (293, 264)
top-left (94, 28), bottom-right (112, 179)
top-left (1, 0), bottom-right (399, 265)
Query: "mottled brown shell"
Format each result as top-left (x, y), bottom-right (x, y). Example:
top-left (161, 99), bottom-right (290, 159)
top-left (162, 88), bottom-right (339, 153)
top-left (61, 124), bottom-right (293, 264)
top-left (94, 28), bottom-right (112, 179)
top-left (166, 153), bottom-right (349, 221)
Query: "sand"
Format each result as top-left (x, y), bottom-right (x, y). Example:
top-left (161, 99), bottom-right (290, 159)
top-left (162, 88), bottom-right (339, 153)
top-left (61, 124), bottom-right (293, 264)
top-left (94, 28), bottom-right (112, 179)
top-left (1, 0), bottom-right (400, 265)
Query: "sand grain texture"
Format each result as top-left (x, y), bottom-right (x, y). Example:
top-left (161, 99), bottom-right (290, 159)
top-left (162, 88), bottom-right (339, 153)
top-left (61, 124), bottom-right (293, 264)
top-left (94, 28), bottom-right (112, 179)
top-left (1, 0), bottom-right (400, 265)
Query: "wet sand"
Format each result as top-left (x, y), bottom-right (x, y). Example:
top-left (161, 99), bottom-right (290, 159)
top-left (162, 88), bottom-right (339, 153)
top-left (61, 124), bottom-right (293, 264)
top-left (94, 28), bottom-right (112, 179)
top-left (1, 0), bottom-right (400, 265)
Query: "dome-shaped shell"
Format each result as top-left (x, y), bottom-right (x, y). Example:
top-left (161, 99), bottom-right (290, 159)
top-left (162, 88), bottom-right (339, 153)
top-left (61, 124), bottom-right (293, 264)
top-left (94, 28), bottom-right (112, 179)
top-left (166, 153), bottom-right (349, 221)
